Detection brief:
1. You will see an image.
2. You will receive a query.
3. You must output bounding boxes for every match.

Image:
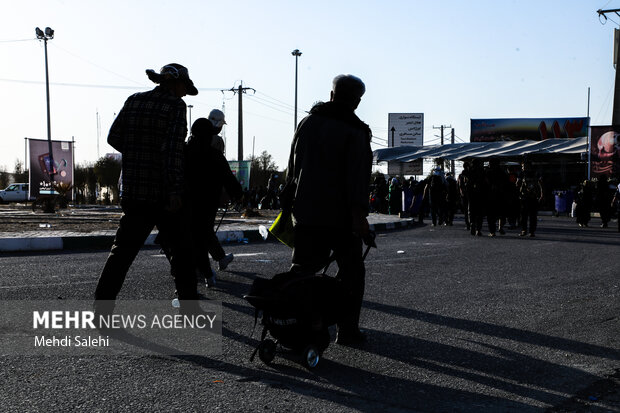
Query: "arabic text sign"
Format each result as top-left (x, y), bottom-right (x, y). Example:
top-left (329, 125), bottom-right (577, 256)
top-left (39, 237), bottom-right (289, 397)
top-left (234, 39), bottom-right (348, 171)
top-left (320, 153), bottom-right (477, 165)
top-left (388, 113), bottom-right (424, 147)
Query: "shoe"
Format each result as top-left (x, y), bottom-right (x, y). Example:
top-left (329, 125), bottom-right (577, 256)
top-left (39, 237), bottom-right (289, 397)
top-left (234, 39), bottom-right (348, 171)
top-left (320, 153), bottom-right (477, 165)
top-left (335, 329), bottom-right (367, 346)
top-left (499, 228), bottom-right (506, 235)
top-left (475, 231), bottom-right (482, 237)
top-left (519, 231), bottom-right (527, 237)
top-left (206, 270), bottom-right (216, 288)
top-left (489, 233), bottom-right (496, 237)
top-left (218, 253), bottom-right (234, 271)
top-left (529, 233), bottom-right (535, 237)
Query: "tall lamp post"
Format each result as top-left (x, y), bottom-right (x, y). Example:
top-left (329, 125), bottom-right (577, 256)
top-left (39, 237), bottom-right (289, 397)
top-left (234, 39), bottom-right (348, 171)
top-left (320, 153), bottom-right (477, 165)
top-left (188, 104), bottom-right (193, 128)
top-left (35, 26), bottom-right (55, 184)
top-left (292, 49), bottom-right (302, 131)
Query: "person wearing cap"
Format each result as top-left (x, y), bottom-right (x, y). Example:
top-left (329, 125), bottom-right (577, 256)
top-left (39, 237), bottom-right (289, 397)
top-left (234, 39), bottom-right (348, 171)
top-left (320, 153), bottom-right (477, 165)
top-left (286, 74), bottom-right (373, 346)
top-left (94, 63), bottom-right (199, 313)
top-left (208, 109), bottom-right (227, 154)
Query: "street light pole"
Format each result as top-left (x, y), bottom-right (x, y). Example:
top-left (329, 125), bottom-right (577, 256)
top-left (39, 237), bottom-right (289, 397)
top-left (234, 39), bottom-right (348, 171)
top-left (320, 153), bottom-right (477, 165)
top-left (292, 49), bottom-right (302, 131)
top-left (35, 26), bottom-right (55, 184)
top-left (188, 105), bottom-right (193, 128)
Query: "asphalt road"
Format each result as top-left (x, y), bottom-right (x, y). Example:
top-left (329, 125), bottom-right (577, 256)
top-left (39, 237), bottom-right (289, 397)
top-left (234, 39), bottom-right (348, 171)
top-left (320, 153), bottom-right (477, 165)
top-left (0, 216), bottom-right (619, 412)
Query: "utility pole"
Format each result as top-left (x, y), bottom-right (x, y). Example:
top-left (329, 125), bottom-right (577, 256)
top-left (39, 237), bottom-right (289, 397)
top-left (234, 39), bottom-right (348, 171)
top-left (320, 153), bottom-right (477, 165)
top-left (450, 128), bottom-right (456, 173)
top-left (433, 124), bottom-right (451, 171)
top-left (597, 8), bottom-right (620, 124)
top-left (227, 83), bottom-right (255, 161)
top-left (433, 124), bottom-right (451, 145)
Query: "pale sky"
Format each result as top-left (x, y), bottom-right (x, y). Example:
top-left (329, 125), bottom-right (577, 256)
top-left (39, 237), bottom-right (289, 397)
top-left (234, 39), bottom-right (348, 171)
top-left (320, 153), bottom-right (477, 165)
top-left (0, 0), bottom-right (617, 173)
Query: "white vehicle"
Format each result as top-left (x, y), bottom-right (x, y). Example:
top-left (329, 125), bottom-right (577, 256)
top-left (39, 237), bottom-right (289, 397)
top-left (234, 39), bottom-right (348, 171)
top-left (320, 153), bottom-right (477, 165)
top-left (0, 183), bottom-right (30, 203)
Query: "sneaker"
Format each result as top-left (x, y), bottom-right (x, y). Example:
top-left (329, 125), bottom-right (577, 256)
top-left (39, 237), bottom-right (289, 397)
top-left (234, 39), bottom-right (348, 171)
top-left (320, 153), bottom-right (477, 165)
top-left (498, 228), bottom-right (506, 235)
top-left (528, 233), bottom-right (535, 237)
top-left (489, 233), bottom-right (496, 237)
top-left (519, 231), bottom-right (527, 237)
top-left (206, 270), bottom-right (217, 288)
top-left (475, 231), bottom-right (482, 237)
top-left (218, 253), bottom-right (234, 271)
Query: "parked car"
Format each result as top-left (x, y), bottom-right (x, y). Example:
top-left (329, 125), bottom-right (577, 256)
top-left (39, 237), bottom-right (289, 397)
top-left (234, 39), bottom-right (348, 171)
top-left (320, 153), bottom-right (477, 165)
top-left (0, 183), bottom-right (30, 203)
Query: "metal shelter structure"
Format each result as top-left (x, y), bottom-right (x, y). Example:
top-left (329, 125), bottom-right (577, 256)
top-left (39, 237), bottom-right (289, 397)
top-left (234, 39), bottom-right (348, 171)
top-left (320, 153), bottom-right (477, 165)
top-left (373, 137), bottom-right (588, 163)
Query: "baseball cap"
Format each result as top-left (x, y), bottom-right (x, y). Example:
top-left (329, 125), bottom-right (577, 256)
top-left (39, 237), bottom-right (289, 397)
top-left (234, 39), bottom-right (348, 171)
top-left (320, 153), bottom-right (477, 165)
top-left (208, 109), bottom-right (227, 128)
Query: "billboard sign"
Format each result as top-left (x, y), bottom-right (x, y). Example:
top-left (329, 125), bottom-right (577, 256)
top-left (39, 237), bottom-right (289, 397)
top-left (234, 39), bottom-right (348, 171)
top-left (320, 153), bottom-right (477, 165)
top-left (388, 113), bottom-right (424, 147)
top-left (470, 117), bottom-right (589, 142)
top-left (228, 161), bottom-right (251, 191)
top-left (28, 139), bottom-right (74, 199)
top-left (589, 126), bottom-right (620, 178)
top-left (388, 160), bottom-right (423, 176)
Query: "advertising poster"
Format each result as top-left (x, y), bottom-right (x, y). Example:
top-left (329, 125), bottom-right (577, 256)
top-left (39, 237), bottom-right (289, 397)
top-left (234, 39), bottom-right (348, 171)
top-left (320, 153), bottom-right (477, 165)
top-left (388, 113), bottom-right (424, 147)
top-left (470, 117), bottom-right (589, 142)
top-left (28, 139), bottom-right (74, 199)
top-left (228, 160), bottom-right (251, 191)
top-left (589, 126), bottom-right (620, 178)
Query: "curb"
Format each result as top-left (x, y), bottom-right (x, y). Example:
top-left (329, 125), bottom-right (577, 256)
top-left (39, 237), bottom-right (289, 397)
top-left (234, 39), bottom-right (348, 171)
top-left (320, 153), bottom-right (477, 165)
top-left (0, 217), bottom-right (416, 253)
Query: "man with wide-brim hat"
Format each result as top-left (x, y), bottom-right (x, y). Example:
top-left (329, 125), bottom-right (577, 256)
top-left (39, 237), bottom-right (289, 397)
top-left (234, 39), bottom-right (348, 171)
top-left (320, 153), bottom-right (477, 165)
top-left (94, 63), bottom-right (199, 315)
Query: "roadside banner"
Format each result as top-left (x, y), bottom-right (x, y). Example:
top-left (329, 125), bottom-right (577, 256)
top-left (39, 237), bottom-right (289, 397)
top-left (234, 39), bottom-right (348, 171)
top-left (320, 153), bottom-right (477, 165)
top-left (471, 117), bottom-right (589, 142)
top-left (228, 160), bottom-right (251, 191)
top-left (589, 126), bottom-right (620, 178)
top-left (28, 138), bottom-right (74, 199)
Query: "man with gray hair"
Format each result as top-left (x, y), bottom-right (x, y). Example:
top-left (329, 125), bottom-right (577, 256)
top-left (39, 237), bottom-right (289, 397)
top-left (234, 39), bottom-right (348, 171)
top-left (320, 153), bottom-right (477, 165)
top-left (285, 74), bottom-right (373, 345)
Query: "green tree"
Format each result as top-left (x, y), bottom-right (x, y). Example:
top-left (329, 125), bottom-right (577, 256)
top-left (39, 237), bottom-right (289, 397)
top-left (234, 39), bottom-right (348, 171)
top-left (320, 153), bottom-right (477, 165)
top-left (13, 159), bottom-right (28, 183)
top-left (249, 150), bottom-right (279, 189)
top-left (93, 156), bottom-right (121, 204)
top-left (74, 162), bottom-right (95, 204)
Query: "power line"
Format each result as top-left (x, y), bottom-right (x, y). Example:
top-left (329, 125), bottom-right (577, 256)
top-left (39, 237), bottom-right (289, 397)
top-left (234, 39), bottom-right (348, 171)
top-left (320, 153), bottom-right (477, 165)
top-left (0, 38), bottom-right (36, 43)
top-left (0, 78), bottom-right (223, 91)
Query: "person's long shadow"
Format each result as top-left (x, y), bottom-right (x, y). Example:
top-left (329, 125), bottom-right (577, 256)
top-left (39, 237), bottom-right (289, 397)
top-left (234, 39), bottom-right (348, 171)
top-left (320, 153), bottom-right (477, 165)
top-left (342, 327), bottom-right (599, 406)
top-left (363, 300), bottom-right (619, 361)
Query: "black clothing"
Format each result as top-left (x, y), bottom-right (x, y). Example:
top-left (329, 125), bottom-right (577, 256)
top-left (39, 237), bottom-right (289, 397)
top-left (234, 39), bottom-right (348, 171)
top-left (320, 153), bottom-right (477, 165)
top-left (517, 170), bottom-right (543, 235)
top-left (96, 86), bottom-right (195, 304)
top-left (96, 201), bottom-right (197, 301)
top-left (185, 133), bottom-right (242, 266)
top-left (287, 100), bottom-right (372, 334)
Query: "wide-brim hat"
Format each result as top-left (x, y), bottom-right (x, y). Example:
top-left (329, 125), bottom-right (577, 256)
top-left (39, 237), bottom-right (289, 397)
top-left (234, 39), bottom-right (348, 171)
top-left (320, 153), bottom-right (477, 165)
top-left (146, 63), bottom-right (198, 96)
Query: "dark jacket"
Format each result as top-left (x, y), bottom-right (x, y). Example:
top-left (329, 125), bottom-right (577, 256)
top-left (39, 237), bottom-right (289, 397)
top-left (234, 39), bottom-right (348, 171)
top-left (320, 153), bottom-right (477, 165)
top-left (185, 135), bottom-right (242, 208)
top-left (287, 101), bottom-right (372, 228)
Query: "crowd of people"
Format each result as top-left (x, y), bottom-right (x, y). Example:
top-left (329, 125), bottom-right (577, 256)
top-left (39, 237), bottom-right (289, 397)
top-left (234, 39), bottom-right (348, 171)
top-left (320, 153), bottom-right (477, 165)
top-left (94, 65), bottom-right (373, 345)
top-left (371, 160), bottom-right (620, 235)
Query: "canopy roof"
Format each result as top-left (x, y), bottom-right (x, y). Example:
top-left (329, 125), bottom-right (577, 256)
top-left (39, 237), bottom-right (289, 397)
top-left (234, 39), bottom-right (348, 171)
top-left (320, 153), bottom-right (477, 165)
top-left (373, 137), bottom-right (588, 162)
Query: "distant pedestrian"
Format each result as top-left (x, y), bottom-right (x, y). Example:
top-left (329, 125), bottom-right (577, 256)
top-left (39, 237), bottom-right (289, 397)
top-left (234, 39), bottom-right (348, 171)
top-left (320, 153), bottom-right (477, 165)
top-left (575, 180), bottom-right (593, 227)
top-left (595, 175), bottom-right (613, 228)
top-left (388, 177), bottom-right (402, 215)
top-left (94, 63), bottom-right (199, 313)
top-left (486, 159), bottom-right (508, 236)
top-left (445, 172), bottom-right (458, 226)
top-left (516, 160), bottom-right (543, 237)
top-left (467, 159), bottom-right (487, 236)
top-left (457, 162), bottom-right (470, 230)
top-left (426, 166), bottom-right (447, 226)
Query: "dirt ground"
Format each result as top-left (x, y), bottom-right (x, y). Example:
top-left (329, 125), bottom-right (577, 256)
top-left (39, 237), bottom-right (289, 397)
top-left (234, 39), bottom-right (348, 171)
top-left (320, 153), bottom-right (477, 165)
top-left (0, 204), bottom-right (276, 233)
